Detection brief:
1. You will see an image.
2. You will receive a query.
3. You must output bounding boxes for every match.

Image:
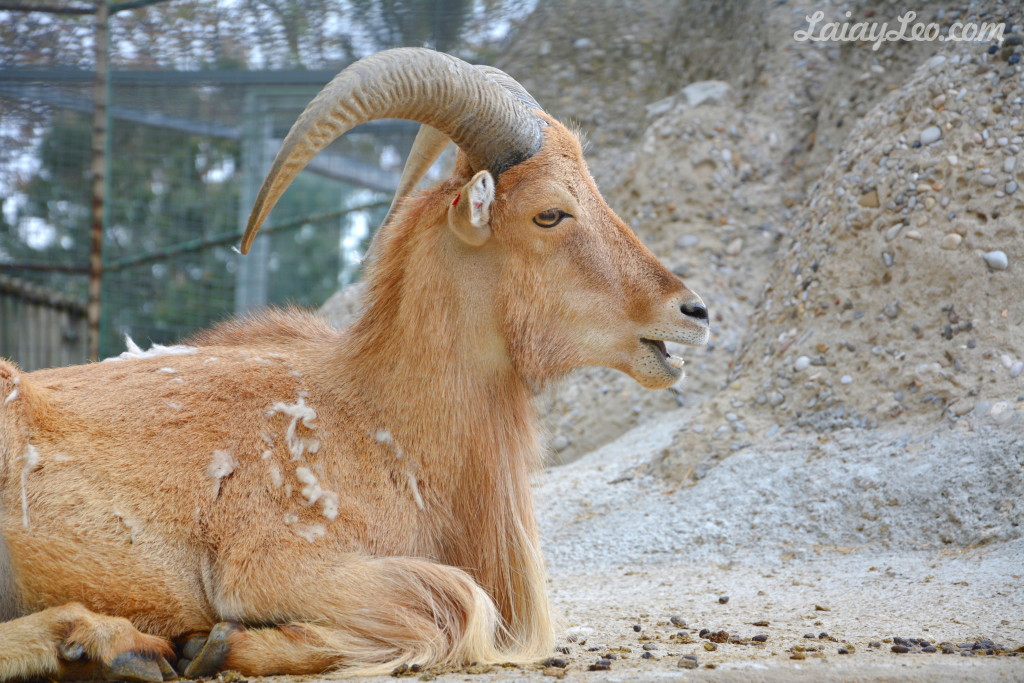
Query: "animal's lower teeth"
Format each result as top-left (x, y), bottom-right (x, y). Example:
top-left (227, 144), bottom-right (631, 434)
top-left (667, 355), bottom-right (685, 370)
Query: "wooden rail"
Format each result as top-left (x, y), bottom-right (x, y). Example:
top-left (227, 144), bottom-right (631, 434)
top-left (0, 275), bottom-right (88, 371)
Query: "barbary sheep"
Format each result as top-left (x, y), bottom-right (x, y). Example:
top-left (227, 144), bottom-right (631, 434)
top-left (0, 48), bottom-right (709, 680)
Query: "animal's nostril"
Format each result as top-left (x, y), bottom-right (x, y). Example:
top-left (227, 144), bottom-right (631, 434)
top-left (681, 301), bottom-right (708, 321)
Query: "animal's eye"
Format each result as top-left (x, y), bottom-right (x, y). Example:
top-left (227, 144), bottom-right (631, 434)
top-left (533, 209), bottom-right (569, 228)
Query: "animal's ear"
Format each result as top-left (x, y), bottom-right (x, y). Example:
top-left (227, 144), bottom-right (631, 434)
top-left (447, 170), bottom-right (494, 246)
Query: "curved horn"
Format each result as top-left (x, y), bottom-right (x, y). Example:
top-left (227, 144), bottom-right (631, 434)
top-left (241, 48), bottom-right (543, 254)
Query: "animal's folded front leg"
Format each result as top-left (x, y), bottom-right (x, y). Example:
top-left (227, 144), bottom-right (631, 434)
top-left (0, 602), bottom-right (175, 682)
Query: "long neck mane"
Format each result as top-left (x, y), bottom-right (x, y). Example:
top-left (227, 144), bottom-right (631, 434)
top-left (331, 190), bottom-right (549, 647)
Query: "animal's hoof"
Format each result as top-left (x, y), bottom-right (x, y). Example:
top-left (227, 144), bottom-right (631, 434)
top-left (182, 622), bottom-right (241, 678)
top-left (59, 640), bottom-right (85, 661)
top-left (157, 656), bottom-right (178, 681)
top-left (174, 658), bottom-right (191, 676)
top-left (180, 633), bottom-right (207, 661)
top-left (102, 652), bottom-right (166, 683)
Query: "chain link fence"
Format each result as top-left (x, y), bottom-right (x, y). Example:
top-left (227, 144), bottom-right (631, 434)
top-left (1, 61), bottom-right (417, 367)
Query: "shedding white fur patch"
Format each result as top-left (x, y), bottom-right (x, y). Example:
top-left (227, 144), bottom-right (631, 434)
top-left (207, 449), bottom-right (236, 497)
top-left (158, 367), bottom-right (177, 374)
top-left (266, 396), bottom-right (318, 460)
top-left (320, 491), bottom-right (339, 521)
top-left (204, 357), bottom-right (219, 363)
top-left (283, 513), bottom-right (298, 525)
top-left (20, 445), bottom-right (39, 529)
top-left (294, 524), bottom-right (326, 542)
top-left (268, 462), bottom-right (283, 488)
top-left (164, 400), bottom-right (182, 410)
top-left (4, 375), bottom-right (19, 403)
top-left (114, 510), bottom-right (140, 544)
top-left (295, 466), bottom-right (322, 505)
top-left (407, 472), bottom-right (424, 511)
top-left (103, 336), bottom-right (197, 362)
top-left (374, 428), bottom-right (423, 508)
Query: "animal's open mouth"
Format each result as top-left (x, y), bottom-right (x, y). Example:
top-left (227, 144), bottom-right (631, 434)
top-left (641, 338), bottom-right (685, 375)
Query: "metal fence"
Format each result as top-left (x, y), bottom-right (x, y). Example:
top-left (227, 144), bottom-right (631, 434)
top-left (0, 274), bottom-right (87, 371)
top-left (1, 66), bottom-right (416, 363)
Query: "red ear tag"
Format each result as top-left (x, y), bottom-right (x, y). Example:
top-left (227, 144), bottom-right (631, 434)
top-left (473, 201), bottom-right (483, 209)
top-left (452, 193), bottom-right (461, 206)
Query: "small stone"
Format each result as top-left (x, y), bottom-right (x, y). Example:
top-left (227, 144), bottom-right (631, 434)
top-left (642, 643), bottom-right (658, 651)
top-left (1006, 181), bottom-right (1018, 195)
top-left (1010, 361), bottom-right (1023, 378)
top-left (979, 174), bottom-right (999, 187)
top-left (983, 250), bottom-right (1009, 270)
top-left (1004, 156), bottom-right (1017, 173)
top-left (550, 435), bottom-right (570, 452)
top-left (892, 645), bottom-right (911, 653)
top-left (676, 235), bottom-right (699, 249)
top-left (940, 233), bottom-right (962, 250)
top-left (542, 657), bottom-right (567, 668)
top-left (920, 126), bottom-right (942, 145)
top-left (885, 224), bottom-right (903, 241)
top-left (752, 634), bottom-right (768, 642)
top-left (678, 656), bottom-right (699, 669)
top-left (588, 658), bottom-right (611, 671)
top-left (725, 237), bottom-right (743, 256)
top-left (794, 356), bottom-right (811, 371)
top-left (632, 624), bottom-right (642, 632)
top-left (718, 595), bottom-right (730, 604)
top-left (769, 392), bottom-right (785, 407)
top-left (882, 251), bottom-right (894, 267)
top-left (859, 190), bottom-right (880, 208)
top-left (641, 651), bottom-right (655, 659)
top-left (838, 648), bottom-right (851, 655)
top-left (883, 301), bottom-right (900, 319)
top-left (840, 375), bottom-right (853, 384)
top-left (669, 616), bottom-right (686, 627)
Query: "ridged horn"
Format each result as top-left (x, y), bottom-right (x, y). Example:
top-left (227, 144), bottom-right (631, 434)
top-left (241, 48), bottom-right (544, 254)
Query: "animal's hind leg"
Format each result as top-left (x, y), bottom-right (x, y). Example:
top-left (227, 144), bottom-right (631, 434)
top-left (0, 603), bottom-right (174, 682)
top-left (188, 555), bottom-right (502, 677)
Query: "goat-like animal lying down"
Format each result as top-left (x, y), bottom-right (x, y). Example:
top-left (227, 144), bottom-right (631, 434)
top-left (0, 48), bottom-right (709, 680)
